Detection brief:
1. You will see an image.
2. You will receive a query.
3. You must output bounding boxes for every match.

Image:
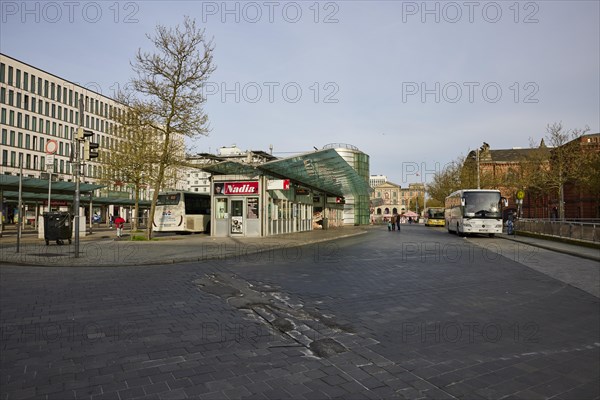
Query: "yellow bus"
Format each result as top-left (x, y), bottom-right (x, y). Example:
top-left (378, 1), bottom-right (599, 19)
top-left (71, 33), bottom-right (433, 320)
top-left (424, 207), bottom-right (445, 227)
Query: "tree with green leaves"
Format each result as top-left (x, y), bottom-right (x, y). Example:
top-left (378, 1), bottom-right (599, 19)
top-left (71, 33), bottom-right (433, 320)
top-left (426, 157), bottom-right (463, 204)
top-left (129, 17), bottom-right (216, 239)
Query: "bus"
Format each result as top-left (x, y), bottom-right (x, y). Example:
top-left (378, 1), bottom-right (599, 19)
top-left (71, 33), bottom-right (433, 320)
top-left (153, 191), bottom-right (211, 233)
top-left (424, 207), bottom-right (445, 227)
top-left (445, 189), bottom-right (507, 237)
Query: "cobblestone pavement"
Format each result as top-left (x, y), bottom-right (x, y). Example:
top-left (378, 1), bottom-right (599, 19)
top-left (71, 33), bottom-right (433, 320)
top-left (1, 225), bottom-right (599, 399)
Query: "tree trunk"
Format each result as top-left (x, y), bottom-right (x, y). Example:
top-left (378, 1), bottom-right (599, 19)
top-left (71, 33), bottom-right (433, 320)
top-left (146, 133), bottom-right (171, 240)
top-left (133, 183), bottom-right (140, 231)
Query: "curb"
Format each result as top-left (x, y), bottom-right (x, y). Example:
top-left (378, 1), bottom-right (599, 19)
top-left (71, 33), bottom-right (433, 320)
top-left (0, 230), bottom-right (368, 268)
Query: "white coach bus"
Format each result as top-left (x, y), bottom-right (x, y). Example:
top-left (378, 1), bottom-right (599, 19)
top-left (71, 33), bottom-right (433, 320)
top-left (445, 189), bottom-right (507, 237)
top-left (153, 191), bottom-right (211, 234)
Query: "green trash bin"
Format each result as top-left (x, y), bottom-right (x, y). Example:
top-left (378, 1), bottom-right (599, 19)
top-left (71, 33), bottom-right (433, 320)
top-left (43, 212), bottom-right (73, 245)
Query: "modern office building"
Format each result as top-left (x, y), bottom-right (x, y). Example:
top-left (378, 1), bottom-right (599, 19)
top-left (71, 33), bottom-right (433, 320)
top-left (0, 53), bottom-right (150, 227)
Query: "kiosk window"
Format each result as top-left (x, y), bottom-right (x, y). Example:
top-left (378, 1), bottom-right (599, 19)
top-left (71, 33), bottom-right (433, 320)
top-left (247, 197), bottom-right (259, 219)
top-left (216, 198), bottom-right (227, 219)
top-left (231, 200), bottom-right (243, 217)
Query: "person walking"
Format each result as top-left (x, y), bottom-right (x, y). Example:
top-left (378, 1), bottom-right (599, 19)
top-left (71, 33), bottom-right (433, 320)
top-left (109, 214), bottom-right (114, 228)
top-left (390, 213), bottom-right (397, 231)
top-left (396, 213), bottom-right (401, 232)
top-left (114, 215), bottom-right (125, 238)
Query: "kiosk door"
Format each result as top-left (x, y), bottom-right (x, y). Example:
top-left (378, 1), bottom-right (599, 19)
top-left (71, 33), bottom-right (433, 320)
top-left (230, 199), bottom-right (244, 235)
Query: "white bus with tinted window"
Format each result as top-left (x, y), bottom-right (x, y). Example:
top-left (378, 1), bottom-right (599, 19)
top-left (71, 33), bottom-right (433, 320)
top-left (445, 189), bottom-right (507, 237)
top-left (153, 191), bottom-right (211, 234)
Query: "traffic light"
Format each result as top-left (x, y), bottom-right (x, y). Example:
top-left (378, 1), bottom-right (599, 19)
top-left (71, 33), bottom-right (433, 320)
top-left (76, 127), bottom-right (94, 140)
top-left (84, 141), bottom-right (99, 161)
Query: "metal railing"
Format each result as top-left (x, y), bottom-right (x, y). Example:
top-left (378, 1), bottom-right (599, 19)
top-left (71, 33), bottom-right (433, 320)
top-left (515, 218), bottom-right (600, 243)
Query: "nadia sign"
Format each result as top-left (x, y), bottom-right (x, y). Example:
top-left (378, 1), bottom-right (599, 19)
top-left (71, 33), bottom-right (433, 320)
top-left (223, 181), bottom-right (259, 195)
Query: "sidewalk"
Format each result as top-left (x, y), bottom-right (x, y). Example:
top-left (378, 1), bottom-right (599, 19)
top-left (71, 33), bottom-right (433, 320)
top-left (498, 231), bottom-right (600, 262)
top-left (0, 225), bottom-right (370, 267)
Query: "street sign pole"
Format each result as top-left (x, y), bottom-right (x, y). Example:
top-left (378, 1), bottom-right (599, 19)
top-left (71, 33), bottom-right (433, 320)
top-left (16, 154), bottom-right (23, 253)
top-left (47, 172), bottom-right (52, 213)
top-left (73, 98), bottom-right (84, 258)
top-left (45, 155), bottom-right (56, 214)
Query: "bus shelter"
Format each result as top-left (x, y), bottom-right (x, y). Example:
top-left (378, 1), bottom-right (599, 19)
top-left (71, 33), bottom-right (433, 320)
top-left (0, 175), bottom-right (150, 235)
top-left (203, 148), bottom-right (371, 238)
top-left (0, 175), bottom-right (103, 233)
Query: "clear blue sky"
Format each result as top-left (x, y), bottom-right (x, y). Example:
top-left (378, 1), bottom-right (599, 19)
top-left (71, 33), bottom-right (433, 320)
top-left (2, 0), bottom-right (598, 185)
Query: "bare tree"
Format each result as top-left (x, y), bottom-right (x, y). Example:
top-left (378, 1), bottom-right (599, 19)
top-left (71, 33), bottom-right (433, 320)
top-left (539, 122), bottom-right (590, 219)
top-left (100, 103), bottom-right (162, 231)
top-left (130, 17), bottom-right (216, 239)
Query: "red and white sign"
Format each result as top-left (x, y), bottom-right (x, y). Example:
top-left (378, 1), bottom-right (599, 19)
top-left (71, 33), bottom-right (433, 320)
top-left (45, 140), bottom-right (58, 154)
top-left (267, 179), bottom-right (290, 190)
top-left (224, 181), bottom-right (259, 195)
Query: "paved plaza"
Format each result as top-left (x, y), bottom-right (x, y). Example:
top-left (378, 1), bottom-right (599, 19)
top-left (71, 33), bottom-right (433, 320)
top-left (1, 225), bottom-right (599, 399)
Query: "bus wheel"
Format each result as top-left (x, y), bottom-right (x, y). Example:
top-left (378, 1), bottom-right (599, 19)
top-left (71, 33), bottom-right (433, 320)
top-left (489, 233), bottom-right (495, 238)
top-left (447, 224), bottom-right (453, 234)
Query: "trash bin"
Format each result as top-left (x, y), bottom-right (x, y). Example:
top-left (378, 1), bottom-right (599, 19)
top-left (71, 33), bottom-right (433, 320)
top-left (43, 212), bottom-right (73, 245)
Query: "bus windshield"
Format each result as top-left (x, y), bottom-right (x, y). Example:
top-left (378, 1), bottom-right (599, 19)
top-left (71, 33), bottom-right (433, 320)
top-left (464, 192), bottom-right (501, 218)
top-left (157, 193), bottom-right (181, 206)
top-left (428, 208), bottom-right (445, 219)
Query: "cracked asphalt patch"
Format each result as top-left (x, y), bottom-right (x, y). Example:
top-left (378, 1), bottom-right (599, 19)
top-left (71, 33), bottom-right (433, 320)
top-left (194, 272), bottom-right (357, 359)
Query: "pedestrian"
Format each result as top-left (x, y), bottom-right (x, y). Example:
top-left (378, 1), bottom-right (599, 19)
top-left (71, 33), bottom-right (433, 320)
top-left (396, 213), bottom-right (401, 232)
top-left (390, 214), bottom-right (397, 231)
top-left (507, 212), bottom-right (515, 235)
top-left (114, 215), bottom-right (125, 238)
top-left (109, 214), bottom-right (114, 228)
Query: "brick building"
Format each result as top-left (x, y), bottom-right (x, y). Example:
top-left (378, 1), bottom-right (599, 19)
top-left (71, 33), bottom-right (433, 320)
top-left (463, 134), bottom-right (600, 219)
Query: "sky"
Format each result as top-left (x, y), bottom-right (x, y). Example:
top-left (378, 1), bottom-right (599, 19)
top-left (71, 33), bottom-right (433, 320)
top-left (1, 0), bottom-right (598, 186)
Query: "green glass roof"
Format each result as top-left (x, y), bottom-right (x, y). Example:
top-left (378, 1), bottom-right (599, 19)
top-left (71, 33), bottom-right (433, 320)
top-left (0, 175), bottom-right (104, 194)
top-left (0, 175), bottom-right (149, 206)
top-left (204, 148), bottom-right (371, 198)
top-left (1, 191), bottom-right (151, 206)
top-left (201, 161), bottom-right (261, 177)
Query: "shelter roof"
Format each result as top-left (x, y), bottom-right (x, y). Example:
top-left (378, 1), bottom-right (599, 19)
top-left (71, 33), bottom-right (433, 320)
top-left (0, 175), bottom-right (103, 194)
top-left (203, 148), bottom-right (371, 198)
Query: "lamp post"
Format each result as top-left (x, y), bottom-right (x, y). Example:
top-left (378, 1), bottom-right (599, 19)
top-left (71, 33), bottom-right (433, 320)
top-left (476, 146), bottom-right (480, 189)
